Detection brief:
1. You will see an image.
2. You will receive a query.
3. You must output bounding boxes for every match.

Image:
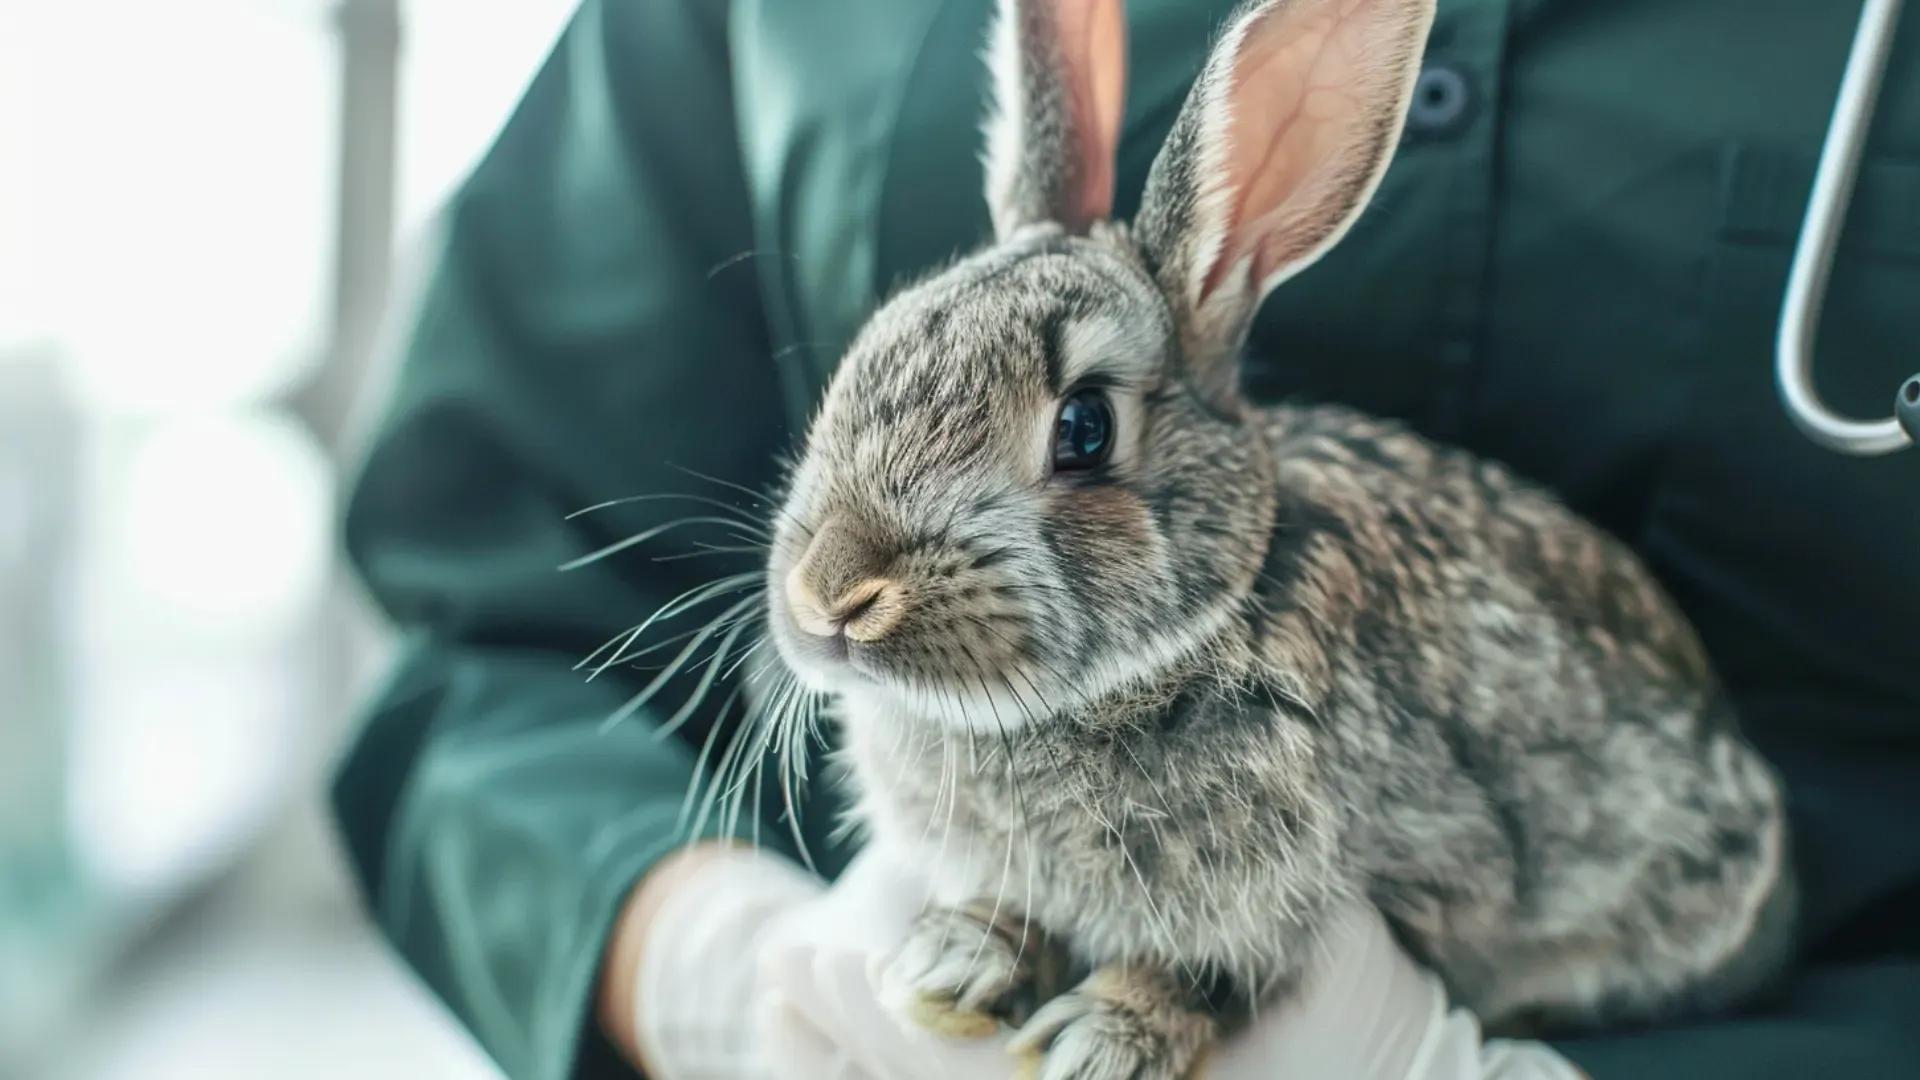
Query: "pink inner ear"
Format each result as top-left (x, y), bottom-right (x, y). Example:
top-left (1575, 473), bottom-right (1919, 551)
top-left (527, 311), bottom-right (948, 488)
top-left (1204, 0), bottom-right (1407, 297)
top-left (1057, 0), bottom-right (1127, 229)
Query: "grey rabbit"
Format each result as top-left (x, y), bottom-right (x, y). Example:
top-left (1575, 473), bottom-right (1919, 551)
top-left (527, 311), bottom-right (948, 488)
top-left (755, 0), bottom-right (1796, 1076)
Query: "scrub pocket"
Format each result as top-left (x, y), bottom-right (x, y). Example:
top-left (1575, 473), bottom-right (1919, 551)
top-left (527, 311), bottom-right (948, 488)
top-left (1641, 142), bottom-right (1920, 711)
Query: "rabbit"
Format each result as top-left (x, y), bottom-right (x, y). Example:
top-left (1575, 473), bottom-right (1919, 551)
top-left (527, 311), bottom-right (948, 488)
top-left (757, 0), bottom-right (1796, 1077)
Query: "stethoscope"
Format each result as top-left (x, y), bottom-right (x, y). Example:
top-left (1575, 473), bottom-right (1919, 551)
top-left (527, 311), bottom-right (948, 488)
top-left (1779, 0), bottom-right (1920, 454)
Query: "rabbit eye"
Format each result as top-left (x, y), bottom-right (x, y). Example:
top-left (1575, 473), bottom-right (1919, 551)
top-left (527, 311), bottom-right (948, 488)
top-left (1053, 389), bottom-right (1113, 472)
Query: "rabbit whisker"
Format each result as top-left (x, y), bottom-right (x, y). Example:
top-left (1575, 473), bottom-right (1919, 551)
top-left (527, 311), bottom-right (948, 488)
top-left (600, 592), bottom-right (762, 732)
top-left (995, 674), bottom-right (1042, 976)
top-left (566, 491), bottom-right (772, 536)
top-left (562, 517), bottom-right (768, 572)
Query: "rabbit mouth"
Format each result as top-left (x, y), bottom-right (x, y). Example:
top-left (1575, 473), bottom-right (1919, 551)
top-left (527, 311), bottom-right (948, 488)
top-left (765, 579), bottom-right (1064, 729)
top-left (776, 611), bottom-right (1046, 701)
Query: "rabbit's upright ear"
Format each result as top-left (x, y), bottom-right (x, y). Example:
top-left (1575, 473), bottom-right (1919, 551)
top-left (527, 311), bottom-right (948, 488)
top-left (983, 0), bottom-right (1128, 238)
top-left (1137, 0), bottom-right (1436, 404)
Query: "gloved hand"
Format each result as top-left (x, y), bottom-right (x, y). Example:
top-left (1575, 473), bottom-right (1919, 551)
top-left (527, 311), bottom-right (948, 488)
top-left (628, 844), bottom-right (827, 1080)
top-left (754, 848), bottom-right (1590, 1080)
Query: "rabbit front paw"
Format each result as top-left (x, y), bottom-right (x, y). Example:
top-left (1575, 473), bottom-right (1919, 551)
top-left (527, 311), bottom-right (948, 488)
top-left (879, 900), bottom-right (1058, 1038)
top-left (1008, 965), bottom-right (1216, 1080)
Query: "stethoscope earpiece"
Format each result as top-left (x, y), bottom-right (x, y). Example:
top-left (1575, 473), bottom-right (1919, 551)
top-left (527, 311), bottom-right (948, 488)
top-left (1897, 377), bottom-right (1920, 444)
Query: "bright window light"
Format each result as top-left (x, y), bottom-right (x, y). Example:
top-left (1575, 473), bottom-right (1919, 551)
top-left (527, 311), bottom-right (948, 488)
top-left (66, 654), bottom-right (303, 904)
top-left (65, 409), bottom-right (334, 901)
top-left (398, 0), bottom-right (575, 236)
top-left (85, 411), bottom-right (334, 639)
top-left (3, 1), bottom-right (336, 413)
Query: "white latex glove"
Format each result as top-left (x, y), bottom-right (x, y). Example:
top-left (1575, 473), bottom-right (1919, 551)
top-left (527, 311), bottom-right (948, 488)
top-left (755, 848), bottom-right (1590, 1080)
top-left (753, 848), bottom-right (1016, 1080)
top-left (632, 846), bottom-right (826, 1080)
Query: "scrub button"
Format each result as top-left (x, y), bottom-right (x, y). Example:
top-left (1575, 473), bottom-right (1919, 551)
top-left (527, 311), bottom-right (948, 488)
top-left (1407, 64), bottom-right (1474, 137)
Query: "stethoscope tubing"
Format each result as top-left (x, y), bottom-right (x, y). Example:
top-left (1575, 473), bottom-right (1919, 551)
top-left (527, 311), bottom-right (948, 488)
top-left (1777, 0), bottom-right (1919, 454)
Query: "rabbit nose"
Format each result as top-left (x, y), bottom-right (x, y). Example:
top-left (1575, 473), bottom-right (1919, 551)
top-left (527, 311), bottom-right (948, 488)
top-left (785, 518), bottom-right (909, 643)
top-left (786, 575), bottom-right (909, 643)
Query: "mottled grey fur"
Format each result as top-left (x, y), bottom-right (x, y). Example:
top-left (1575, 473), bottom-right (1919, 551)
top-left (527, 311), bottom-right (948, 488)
top-left (760, 1), bottom-right (1794, 1077)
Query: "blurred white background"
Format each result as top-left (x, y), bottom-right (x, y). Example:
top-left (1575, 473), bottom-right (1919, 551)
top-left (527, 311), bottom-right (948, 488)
top-left (0, 2), bottom-right (580, 1076)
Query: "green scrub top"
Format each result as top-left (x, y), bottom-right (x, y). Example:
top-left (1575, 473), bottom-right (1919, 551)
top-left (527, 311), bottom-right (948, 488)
top-left (332, 1), bottom-right (1920, 1077)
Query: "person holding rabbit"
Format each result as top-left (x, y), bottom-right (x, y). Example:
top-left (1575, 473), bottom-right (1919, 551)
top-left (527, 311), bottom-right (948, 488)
top-left (332, 1), bottom-right (1920, 1078)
